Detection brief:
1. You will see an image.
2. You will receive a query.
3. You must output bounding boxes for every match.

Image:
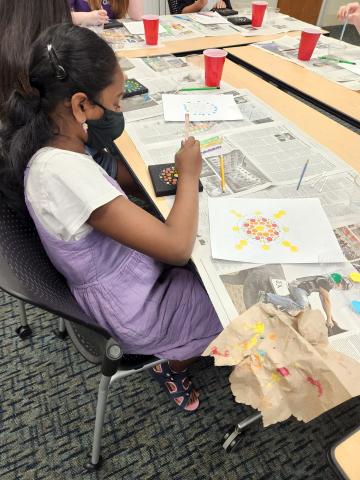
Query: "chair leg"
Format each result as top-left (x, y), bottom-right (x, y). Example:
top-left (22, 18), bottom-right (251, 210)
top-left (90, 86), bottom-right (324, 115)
top-left (15, 299), bottom-right (32, 339)
top-left (85, 375), bottom-right (111, 471)
top-left (54, 317), bottom-right (68, 339)
top-left (85, 339), bottom-right (123, 471)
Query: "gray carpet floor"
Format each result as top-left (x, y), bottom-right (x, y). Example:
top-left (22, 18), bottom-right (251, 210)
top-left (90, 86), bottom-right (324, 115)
top-left (1, 289), bottom-right (360, 479)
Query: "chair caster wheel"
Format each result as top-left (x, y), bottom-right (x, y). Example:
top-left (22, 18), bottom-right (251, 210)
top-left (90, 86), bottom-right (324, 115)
top-left (15, 325), bottom-right (32, 339)
top-left (54, 329), bottom-right (68, 339)
top-left (84, 454), bottom-right (103, 471)
top-left (223, 428), bottom-right (242, 453)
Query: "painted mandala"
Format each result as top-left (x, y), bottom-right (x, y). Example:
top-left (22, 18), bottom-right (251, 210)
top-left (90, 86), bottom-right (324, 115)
top-left (159, 166), bottom-right (178, 186)
top-left (230, 209), bottom-right (298, 252)
top-left (183, 101), bottom-right (218, 116)
top-left (243, 216), bottom-right (280, 244)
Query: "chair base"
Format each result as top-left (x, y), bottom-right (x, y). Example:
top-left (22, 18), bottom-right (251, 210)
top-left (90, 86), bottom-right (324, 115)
top-left (84, 454), bottom-right (103, 472)
top-left (15, 325), bottom-right (32, 339)
top-left (54, 329), bottom-right (68, 340)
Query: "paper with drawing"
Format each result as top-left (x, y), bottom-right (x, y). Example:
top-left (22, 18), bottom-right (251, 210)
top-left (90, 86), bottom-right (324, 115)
top-left (162, 94), bottom-right (243, 121)
top-left (208, 198), bottom-right (345, 264)
top-left (203, 303), bottom-right (360, 426)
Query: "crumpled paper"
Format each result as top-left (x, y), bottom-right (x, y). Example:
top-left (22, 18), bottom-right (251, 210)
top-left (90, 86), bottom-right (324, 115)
top-left (203, 303), bottom-right (360, 427)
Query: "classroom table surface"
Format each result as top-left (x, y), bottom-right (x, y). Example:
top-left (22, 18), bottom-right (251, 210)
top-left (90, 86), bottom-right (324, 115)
top-left (115, 55), bottom-right (360, 219)
top-left (114, 30), bottom-right (322, 59)
top-left (226, 45), bottom-right (360, 126)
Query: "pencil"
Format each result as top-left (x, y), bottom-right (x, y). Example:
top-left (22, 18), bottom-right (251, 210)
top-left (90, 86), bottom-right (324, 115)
top-left (296, 159), bottom-right (309, 191)
top-left (184, 113), bottom-right (190, 140)
top-left (220, 155), bottom-right (225, 193)
top-left (179, 87), bottom-right (219, 92)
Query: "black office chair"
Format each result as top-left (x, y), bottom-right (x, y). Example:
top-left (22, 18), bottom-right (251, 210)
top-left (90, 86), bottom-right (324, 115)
top-left (168, 0), bottom-right (181, 15)
top-left (0, 197), bottom-right (165, 470)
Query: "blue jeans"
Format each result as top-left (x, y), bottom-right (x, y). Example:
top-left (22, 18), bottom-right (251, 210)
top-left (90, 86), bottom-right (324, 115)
top-left (265, 286), bottom-right (309, 311)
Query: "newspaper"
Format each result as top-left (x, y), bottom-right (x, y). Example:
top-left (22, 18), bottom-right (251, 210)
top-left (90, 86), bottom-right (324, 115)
top-left (233, 13), bottom-right (313, 37)
top-left (122, 55), bottom-right (360, 360)
top-left (254, 35), bottom-right (360, 91)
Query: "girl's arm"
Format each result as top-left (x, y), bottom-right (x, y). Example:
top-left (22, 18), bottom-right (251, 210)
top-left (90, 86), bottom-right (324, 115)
top-left (71, 10), bottom-right (108, 25)
top-left (88, 137), bottom-right (202, 266)
top-left (127, 0), bottom-right (144, 20)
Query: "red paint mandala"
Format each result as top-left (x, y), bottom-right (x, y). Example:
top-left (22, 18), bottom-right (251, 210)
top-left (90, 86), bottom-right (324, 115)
top-left (159, 166), bottom-right (179, 186)
top-left (242, 216), bottom-right (280, 244)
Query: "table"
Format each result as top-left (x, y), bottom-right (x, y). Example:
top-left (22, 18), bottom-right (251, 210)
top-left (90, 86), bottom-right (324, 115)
top-left (115, 56), bottom-right (360, 440)
top-left (114, 31), bottom-right (304, 58)
top-left (226, 45), bottom-right (360, 128)
top-left (116, 57), bottom-right (360, 223)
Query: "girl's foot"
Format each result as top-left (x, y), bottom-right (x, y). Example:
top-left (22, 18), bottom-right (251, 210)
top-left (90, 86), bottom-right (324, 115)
top-left (150, 362), bottom-right (200, 412)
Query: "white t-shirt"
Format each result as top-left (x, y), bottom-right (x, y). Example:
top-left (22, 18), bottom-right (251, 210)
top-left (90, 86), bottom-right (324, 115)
top-left (25, 147), bottom-right (122, 241)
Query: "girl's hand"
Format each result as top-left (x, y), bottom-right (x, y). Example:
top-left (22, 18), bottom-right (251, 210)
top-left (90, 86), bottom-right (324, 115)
top-left (175, 136), bottom-right (202, 178)
top-left (88, 9), bottom-right (109, 25)
top-left (337, 2), bottom-right (360, 21)
top-left (215, 1), bottom-right (227, 8)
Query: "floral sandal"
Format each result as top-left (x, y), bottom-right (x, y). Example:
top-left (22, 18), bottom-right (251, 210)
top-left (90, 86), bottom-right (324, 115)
top-left (149, 363), bottom-right (200, 412)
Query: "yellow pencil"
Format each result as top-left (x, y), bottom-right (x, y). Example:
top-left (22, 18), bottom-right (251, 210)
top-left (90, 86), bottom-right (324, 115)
top-left (220, 154), bottom-right (225, 193)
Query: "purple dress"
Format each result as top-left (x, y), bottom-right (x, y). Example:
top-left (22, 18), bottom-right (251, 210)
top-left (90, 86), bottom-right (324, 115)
top-left (69, 0), bottom-right (115, 18)
top-left (24, 169), bottom-right (223, 360)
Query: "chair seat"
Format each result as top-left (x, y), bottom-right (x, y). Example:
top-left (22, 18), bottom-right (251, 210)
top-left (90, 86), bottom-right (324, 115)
top-left (328, 426), bottom-right (360, 480)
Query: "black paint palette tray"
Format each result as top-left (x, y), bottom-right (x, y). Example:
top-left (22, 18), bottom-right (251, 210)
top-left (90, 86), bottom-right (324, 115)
top-left (149, 163), bottom-right (203, 197)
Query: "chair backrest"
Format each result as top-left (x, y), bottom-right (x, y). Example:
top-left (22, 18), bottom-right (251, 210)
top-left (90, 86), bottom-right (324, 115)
top-left (167, 0), bottom-right (181, 15)
top-left (0, 198), bottom-right (110, 339)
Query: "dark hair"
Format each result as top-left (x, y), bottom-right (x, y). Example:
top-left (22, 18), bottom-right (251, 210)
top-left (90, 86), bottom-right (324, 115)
top-left (0, 0), bottom-right (72, 115)
top-left (0, 23), bottom-right (118, 212)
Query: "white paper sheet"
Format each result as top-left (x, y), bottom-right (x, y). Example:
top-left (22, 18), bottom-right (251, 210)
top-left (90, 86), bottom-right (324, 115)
top-left (201, 0), bottom-right (218, 12)
top-left (189, 12), bottom-right (229, 24)
top-left (123, 21), bottom-right (166, 35)
top-left (208, 198), bottom-right (345, 264)
top-left (340, 61), bottom-right (360, 76)
top-left (162, 94), bottom-right (243, 122)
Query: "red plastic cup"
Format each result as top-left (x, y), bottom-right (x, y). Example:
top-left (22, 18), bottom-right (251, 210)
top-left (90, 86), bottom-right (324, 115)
top-left (252, 1), bottom-right (268, 28)
top-left (298, 28), bottom-right (321, 61)
top-left (142, 15), bottom-right (159, 45)
top-left (204, 49), bottom-right (227, 87)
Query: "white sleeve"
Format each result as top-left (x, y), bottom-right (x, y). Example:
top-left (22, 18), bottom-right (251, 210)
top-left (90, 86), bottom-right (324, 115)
top-left (26, 149), bottom-right (123, 241)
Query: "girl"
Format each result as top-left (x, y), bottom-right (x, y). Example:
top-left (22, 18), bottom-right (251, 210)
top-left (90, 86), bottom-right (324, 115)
top-left (0, 23), bottom-right (223, 412)
top-left (0, 0), bottom-right (71, 117)
top-left (0, 0), bottom-right (126, 187)
top-left (179, 0), bottom-right (232, 14)
top-left (70, 0), bottom-right (144, 25)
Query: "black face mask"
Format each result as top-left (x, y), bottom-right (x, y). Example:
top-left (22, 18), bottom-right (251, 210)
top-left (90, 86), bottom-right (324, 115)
top-left (86, 101), bottom-right (125, 152)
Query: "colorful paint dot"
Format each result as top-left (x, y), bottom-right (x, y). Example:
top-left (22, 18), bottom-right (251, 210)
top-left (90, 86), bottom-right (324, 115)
top-left (262, 245), bottom-right (270, 251)
top-left (349, 272), bottom-right (360, 283)
top-left (277, 367), bottom-right (290, 377)
top-left (290, 245), bottom-right (298, 252)
top-left (232, 226), bottom-right (240, 232)
top-left (351, 301), bottom-right (360, 314)
top-left (282, 240), bottom-right (291, 247)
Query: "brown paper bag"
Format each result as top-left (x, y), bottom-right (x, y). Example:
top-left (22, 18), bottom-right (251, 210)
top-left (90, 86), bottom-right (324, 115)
top-left (203, 304), bottom-right (360, 426)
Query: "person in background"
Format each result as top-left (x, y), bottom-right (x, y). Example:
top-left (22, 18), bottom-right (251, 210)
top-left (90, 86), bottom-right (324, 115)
top-left (70, 0), bottom-right (143, 25)
top-left (338, 2), bottom-right (360, 33)
top-left (0, 0), bottom-right (71, 119)
top-left (179, 0), bottom-right (232, 14)
top-left (0, 23), bottom-right (223, 412)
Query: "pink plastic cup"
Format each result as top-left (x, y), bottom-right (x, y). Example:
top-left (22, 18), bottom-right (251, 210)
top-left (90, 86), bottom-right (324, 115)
top-left (298, 28), bottom-right (321, 61)
top-left (252, 1), bottom-right (268, 28)
top-left (142, 15), bottom-right (159, 45)
top-left (204, 49), bottom-right (228, 87)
